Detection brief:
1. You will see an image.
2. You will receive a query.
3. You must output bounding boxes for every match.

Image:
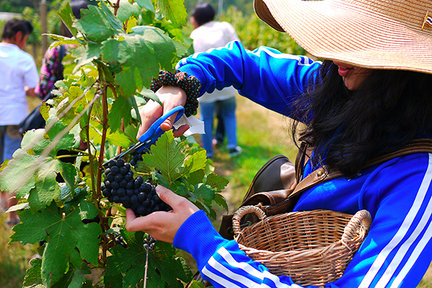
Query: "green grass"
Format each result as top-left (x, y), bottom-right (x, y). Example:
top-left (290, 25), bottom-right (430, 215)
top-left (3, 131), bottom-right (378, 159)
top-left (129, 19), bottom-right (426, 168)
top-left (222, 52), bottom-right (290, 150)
top-left (1, 95), bottom-right (431, 287)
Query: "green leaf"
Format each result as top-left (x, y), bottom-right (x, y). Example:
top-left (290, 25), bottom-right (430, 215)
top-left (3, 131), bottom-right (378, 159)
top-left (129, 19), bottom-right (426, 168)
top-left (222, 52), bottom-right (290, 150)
top-left (214, 193), bottom-right (228, 211)
top-left (29, 169), bottom-right (60, 211)
top-left (72, 42), bottom-right (101, 71)
top-left (108, 97), bottom-right (132, 132)
top-left (23, 258), bottom-right (43, 286)
top-left (0, 153), bottom-right (37, 197)
top-left (135, 0), bottom-right (155, 12)
top-left (74, 2), bottom-right (122, 42)
top-left (115, 67), bottom-right (136, 97)
top-left (141, 131), bottom-right (185, 183)
top-left (184, 149), bottom-right (207, 174)
top-left (59, 161), bottom-right (77, 192)
top-left (42, 231), bottom-right (74, 287)
top-left (117, 0), bottom-right (141, 22)
top-left (187, 169), bottom-right (205, 186)
top-left (45, 120), bottom-right (77, 153)
top-left (106, 130), bottom-right (133, 147)
top-left (206, 172), bottom-right (229, 191)
top-left (69, 269), bottom-right (87, 288)
top-left (131, 26), bottom-right (176, 70)
top-left (46, 35), bottom-right (81, 48)
top-left (12, 203), bottom-right (101, 286)
top-left (156, 0), bottom-right (187, 25)
top-left (58, 2), bottom-right (77, 36)
top-left (11, 209), bottom-right (53, 244)
top-left (194, 183), bottom-right (214, 201)
top-left (139, 88), bottom-right (161, 106)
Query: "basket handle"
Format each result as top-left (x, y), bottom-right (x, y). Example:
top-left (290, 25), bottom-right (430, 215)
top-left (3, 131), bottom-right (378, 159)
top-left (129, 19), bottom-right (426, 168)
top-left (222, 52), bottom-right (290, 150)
top-left (232, 205), bottom-right (266, 236)
top-left (341, 210), bottom-right (372, 243)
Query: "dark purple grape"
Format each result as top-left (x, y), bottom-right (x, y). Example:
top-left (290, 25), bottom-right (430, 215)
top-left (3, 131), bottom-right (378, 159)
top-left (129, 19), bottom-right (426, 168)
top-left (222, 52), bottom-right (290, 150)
top-left (112, 181), bottom-right (119, 189)
top-left (117, 159), bottom-right (125, 167)
top-left (117, 188), bottom-right (125, 196)
top-left (110, 166), bottom-right (120, 174)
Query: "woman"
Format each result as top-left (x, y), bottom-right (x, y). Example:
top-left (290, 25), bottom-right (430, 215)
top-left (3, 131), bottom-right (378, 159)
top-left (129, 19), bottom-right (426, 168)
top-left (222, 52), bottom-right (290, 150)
top-left (129, 0), bottom-right (432, 287)
top-left (35, 0), bottom-right (89, 100)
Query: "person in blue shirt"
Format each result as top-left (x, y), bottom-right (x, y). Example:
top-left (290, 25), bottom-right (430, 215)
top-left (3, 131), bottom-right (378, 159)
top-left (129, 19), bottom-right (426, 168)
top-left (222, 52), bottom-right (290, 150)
top-left (128, 0), bottom-right (432, 287)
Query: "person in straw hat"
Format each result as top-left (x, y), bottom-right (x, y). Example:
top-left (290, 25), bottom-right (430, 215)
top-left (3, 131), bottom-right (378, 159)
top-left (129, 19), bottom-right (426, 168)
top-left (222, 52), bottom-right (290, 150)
top-left (127, 0), bottom-right (432, 286)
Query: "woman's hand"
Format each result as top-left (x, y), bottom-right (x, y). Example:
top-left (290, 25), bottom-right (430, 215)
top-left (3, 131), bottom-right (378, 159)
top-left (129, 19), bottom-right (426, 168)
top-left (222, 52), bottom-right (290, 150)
top-left (125, 186), bottom-right (199, 243)
top-left (137, 86), bottom-right (189, 140)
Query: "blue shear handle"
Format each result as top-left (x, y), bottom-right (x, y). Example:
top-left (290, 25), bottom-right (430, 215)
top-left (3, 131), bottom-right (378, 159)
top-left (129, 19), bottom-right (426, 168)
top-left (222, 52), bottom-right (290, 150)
top-left (138, 106), bottom-right (185, 146)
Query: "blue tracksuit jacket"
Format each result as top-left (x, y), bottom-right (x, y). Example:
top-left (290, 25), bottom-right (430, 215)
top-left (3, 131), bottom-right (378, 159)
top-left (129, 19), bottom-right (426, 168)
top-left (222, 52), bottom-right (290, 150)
top-left (174, 41), bottom-right (432, 287)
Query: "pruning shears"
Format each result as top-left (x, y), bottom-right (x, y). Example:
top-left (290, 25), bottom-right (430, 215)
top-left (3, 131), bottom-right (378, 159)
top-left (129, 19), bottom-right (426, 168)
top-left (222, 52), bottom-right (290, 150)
top-left (103, 106), bottom-right (185, 166)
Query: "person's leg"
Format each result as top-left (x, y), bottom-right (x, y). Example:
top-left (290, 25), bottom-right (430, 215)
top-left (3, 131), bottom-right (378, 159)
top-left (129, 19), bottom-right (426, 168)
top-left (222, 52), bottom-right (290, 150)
top-left (219, 97), bottom-right (241, 156)
top-left (199, 102), bottom-right (216, 158)
top-left (4, 125), bottom-right (22, 225)
top-left (214, 102), bottom-right (225, 146)
top-left (0, 126), bottom-right (7, 211)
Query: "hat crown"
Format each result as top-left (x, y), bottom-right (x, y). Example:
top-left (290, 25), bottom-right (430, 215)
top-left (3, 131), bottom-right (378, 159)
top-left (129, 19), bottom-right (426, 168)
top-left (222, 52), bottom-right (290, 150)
top-left (340, 0), bottom-right (432, 33)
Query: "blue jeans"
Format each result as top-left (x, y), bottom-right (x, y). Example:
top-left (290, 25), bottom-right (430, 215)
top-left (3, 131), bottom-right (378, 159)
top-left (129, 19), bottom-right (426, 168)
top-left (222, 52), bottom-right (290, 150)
top-left (0, 126), bottom-right (22, 163)
top-left (200, 97), bottom-right (238, 158)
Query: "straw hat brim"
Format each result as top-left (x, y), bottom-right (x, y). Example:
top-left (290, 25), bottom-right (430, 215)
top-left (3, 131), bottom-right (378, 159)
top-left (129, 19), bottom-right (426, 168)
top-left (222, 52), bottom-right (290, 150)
top-left (254, 0), bottom-right (432, 74)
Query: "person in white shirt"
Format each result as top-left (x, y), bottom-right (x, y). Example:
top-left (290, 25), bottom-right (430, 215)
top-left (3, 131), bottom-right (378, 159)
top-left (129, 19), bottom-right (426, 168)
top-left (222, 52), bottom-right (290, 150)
top-left (189, 3), bottom-right (242, 158)
top-left (0, 19), bottom-right (39, 224)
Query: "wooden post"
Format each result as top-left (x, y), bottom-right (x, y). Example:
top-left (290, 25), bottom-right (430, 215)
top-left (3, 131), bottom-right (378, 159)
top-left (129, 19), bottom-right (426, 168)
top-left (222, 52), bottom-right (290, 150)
top-left (40, 0), bottom-right (48, 53)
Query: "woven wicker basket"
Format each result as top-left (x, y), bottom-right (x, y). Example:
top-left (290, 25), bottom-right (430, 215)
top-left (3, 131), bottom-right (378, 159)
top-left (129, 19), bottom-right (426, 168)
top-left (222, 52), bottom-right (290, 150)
top-left (232, 206), bottom-right (372, 287)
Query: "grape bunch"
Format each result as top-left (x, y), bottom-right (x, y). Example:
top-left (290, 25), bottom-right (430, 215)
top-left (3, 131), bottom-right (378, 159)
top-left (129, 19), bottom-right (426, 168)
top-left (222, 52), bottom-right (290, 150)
top-left (102, 158), bottom-right (171, 216)
top-left (129, 149), bottom-right (146, 167)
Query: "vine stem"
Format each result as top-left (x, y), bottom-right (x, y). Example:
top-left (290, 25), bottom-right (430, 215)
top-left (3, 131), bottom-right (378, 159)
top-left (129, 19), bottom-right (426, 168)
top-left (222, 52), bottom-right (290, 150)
top-left (97, 84), bottom-right (110, 265)
top-left (85, 88), bottom-right (97, 200)
top-left (114, 0), bottom-right (120, 15)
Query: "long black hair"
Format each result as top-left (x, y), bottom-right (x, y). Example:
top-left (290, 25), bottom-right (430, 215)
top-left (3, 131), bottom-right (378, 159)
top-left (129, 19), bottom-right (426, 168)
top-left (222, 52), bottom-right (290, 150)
top-left (292, 60), bottom-right (432, 176)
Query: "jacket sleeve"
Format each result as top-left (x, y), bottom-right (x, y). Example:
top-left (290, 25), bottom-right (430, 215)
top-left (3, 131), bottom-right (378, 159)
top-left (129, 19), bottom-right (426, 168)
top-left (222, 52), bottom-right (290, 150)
top-left (337, 153), bottom-right (432, 288)
top-left (176, 41), bottom-right (320, 119)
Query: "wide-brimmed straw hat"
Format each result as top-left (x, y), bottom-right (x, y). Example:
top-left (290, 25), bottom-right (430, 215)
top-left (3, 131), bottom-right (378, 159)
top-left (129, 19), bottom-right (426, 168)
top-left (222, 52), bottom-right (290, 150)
top-left (254, 0), bottom-right (432, 74)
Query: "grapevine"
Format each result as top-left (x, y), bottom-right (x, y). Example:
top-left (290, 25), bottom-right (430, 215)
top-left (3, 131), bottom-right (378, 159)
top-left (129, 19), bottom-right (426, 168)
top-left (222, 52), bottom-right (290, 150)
top-left (0, 1), bottom-right (228, 287)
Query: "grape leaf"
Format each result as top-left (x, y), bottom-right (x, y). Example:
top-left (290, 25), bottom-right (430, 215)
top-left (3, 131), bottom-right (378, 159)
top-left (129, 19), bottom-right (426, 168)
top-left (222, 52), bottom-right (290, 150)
top-left (183, 149), bottom-right (207, 174)
top-left (58, 2), bottom-right (77, 36)
top-left (205, 173), bottom-right (229, 191)
top-left (106, 130), bottom-right (133, 147)
top-left (74, 2), bottom-right (122, 42)
top-left (115, 67), bottom-right (136, 97)
top-left (0, 153), bottom-right (37, 197)
top-left (72, 43), bottom-right (102, 72)
top-left (45, 120), bottom-right (77, 152)
top-left (28, 169), bottom-right (60, 211)
top-left (59, 161), bottom-right (77, 193)
top-left (108, 97), bottom-right (132, 132)
top-left (106, 234), bottom-right (189, 288)
top-left (194, 183), bottom-right (214, 201)
top-left (11, 201), bottom-right (101, 287)
top-left (141, 131), bottom-right (185, 183)
top-left (156, 0), bottom-right (187, 25)
top-left (131, 26), bottom-right (176, 70)
top-left (69, 269), bottom-right (87, 288)
top-left (135, 0), bottom-right (155, 12)
top-left (23, 258), bottom-right (43, 286)
top-left (139, 88), bottom-right (161, 106)
top-left (117, 0), bottom-right (141, 22)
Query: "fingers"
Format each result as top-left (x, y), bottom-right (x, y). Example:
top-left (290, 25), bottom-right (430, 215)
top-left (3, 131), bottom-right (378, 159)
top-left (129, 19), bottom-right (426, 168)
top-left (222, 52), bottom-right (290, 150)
top-left (173, 124), bottom-right (190, 137)
top-left (160, 112), bottom-right (181, 131)
top-left (156, 186), bottom-right (199, 215)
top-left (155, 186), bottom-right (185, 208)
